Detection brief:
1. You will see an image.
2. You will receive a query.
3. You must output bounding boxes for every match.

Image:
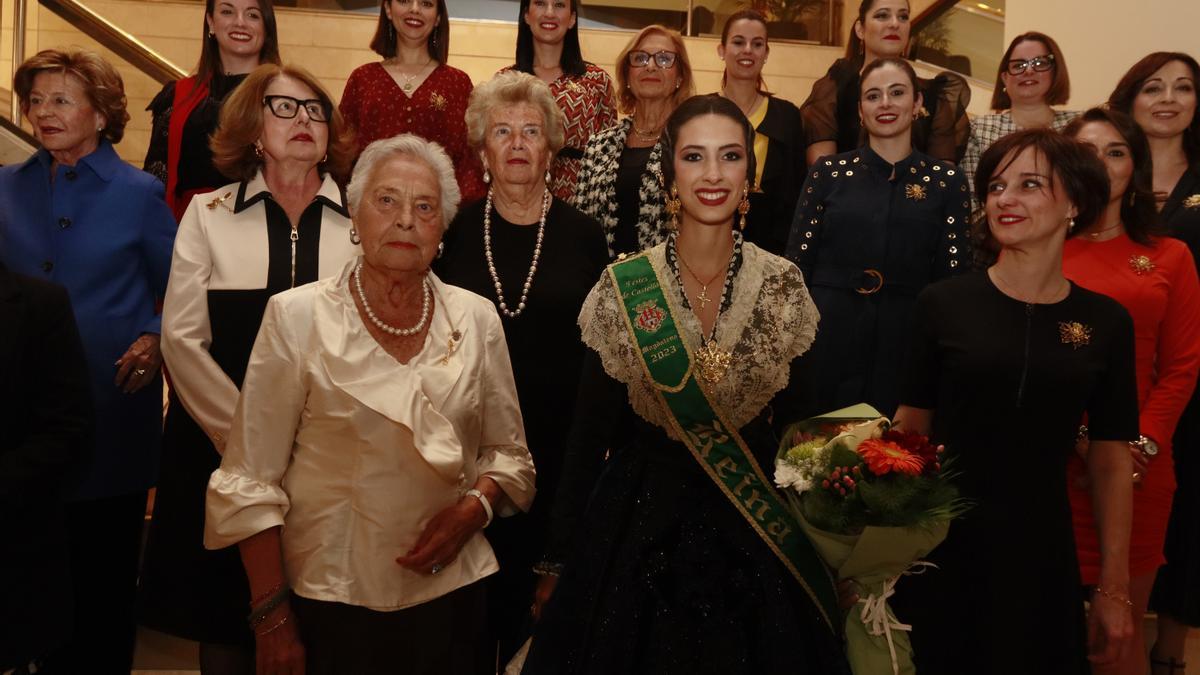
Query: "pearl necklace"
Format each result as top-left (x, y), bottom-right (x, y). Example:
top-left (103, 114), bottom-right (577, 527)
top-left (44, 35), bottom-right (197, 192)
top-left (353, 262), bottom-right (432, 336)
top-left (483, 187), bottom-right (550, 318)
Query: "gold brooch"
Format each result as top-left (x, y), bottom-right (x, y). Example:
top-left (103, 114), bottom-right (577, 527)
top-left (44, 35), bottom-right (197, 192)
top-left (905, 184), bottom-right (927, 201)
top-left (565, 80), bottom-right (583, 94)
top-left (441, 329), bottom-right (462, 365)
top-left (1129, 254), bottom-right (1155, 275)
top-left (206, 191), bottom-right (233, 210)
top-left (1059, 321), bottom-right (1092, 349)
top-left (1184, 194), bottom-right (1200, 210)
top-left (430, 93), bottom-right (447, 111)
top-left (695, 340), bottom-right (732, 385)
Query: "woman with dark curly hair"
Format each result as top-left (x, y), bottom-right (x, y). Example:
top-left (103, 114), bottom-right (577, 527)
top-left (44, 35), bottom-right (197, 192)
top-left (138, 63), bottom-right (359, 674)
top-left (0, 48), bottom-right (176, 673)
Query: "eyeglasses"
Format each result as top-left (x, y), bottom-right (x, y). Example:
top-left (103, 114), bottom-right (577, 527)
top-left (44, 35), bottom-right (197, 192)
top-left (628, 50), bottom-right (678, 69)
top-left (1005, 54), bottom-right (1055, 76)
top-left (263, 95), bottom-right (331, 123)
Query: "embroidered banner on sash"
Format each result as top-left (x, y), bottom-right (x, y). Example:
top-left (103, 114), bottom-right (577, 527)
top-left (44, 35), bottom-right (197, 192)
top-left (609, 253), bottom-right (840, 632)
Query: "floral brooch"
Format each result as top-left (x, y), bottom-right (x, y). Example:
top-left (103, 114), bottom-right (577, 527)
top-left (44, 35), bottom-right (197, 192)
top-left (1059, 321), bottom-right (1092, 349)
top-left (1184, 194), bottom-right (1200, 210)
top-left (1129, 254), bottom-right (1155, 276)
top-left (429, 93), bottom-right (447, 111)
top-left (905, 184), bottom-right (927, 201)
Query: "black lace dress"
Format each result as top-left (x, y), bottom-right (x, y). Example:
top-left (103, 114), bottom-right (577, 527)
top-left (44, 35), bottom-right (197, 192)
top-left (521, 241), bottom-right (847, 675)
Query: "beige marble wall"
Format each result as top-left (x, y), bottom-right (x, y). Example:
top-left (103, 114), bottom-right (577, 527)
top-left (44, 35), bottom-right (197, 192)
top-left (1, 0), bottom-right (990, 166)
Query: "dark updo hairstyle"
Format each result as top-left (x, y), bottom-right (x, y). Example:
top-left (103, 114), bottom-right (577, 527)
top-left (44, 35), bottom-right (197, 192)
top-left (1063, 107), bottom-right (1160, 246)
top-left (971, 128), bottom-right (1109, 259)
top-left (859, 56), bottom-right (919, 98)
top-left (719, 9), bottom-right (769, 93)
top-left (660, 94), bottom-right (756, 189)
top-left (369, 0), bottom-right (450, 63)
top-left (515, 0), bottom-right (586, 78)
top-left (197, 0), bottom-right (281, 86)
top-left (990, 32), bottom-right (1070, 111)
top-left (845, 0), bottom-right (910, 60)
top-left (1108, 51), bottom-right (1200, 165)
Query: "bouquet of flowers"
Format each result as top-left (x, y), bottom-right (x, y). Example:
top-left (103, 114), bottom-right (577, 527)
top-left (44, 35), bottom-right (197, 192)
top-left (774, 404), bottom-right (968, 675)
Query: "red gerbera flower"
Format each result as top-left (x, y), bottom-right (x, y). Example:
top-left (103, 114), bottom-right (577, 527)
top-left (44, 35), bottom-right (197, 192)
top-left (882, 429), bottom-right (940, 466)
top-left (857, 438), bottom-right (925, 476)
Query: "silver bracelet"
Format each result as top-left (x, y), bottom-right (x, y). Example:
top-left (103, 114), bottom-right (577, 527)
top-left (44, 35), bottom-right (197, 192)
top-left (465, 488), bottom-right (493, 527)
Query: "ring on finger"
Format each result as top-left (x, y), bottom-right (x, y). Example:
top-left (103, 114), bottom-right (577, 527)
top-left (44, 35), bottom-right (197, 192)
top-left (135, 368), bottom-right (148, 376)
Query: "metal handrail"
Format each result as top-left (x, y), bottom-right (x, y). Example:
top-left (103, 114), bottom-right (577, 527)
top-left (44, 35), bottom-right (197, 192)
top-left (9, 0), bottom-right (186, 121)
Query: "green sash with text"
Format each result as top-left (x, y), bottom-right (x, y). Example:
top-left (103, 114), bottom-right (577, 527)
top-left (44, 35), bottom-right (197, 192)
top-left (609, 252), bottom-right (840, 633)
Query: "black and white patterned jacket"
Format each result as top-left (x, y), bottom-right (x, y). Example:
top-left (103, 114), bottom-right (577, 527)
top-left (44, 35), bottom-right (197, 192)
top-left (569, 117), bottom-right (669, 259)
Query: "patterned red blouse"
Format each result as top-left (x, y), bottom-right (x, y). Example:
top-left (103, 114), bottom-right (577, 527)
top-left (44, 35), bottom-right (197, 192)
top-left (500, 63), bottom-right (617, 200)
top-left (340, 62), bottom-right (485, 205)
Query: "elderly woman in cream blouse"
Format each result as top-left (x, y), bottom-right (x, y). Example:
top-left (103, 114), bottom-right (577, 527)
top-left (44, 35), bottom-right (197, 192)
top-left (204, 134), bottom-right (536, 675)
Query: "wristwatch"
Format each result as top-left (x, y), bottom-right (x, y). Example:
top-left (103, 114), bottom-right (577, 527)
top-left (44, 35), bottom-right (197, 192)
top-left (1131, 435), bottom-right (1159, 458)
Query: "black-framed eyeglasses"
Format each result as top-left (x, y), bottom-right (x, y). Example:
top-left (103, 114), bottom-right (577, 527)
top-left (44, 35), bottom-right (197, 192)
top-left (1005, 54), bottom-right (1055, 76)
top-left (263, 95), bottom-right (331, 123)
top-left (628, 50), bottom-right (678, 69)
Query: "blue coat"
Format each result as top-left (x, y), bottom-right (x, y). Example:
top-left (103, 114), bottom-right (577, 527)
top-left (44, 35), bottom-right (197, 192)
top-left (0, 140), bottom-right (175, 500)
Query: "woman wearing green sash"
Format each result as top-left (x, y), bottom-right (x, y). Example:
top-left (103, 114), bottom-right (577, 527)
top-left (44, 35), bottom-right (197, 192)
top-left (522, 95), bottom-right (846, 674)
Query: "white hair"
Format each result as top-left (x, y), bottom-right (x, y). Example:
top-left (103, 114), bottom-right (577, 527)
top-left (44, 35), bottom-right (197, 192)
top-left (346, 134), bottom-right (461, 228)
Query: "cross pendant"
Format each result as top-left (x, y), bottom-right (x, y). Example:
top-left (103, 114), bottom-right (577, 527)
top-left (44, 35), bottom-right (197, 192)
top-left (696, 285), bottom-right (710, 310)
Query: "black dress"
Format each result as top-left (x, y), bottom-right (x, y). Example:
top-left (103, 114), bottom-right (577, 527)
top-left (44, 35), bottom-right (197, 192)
top-left (138, 177), bottom-right (358, 647)
top-left (785, 146), bottom-right (970, 417)
top-left (521, 243), bottom-right (846, 675)
top-left (435, 197), bottom-right (609, 662)
top-left (1150, 161), bottom-right (1200, 624)
top-left (893, 272), bottom-right (1138, 675)
top-left (800, 56), bottom-right (971, 165)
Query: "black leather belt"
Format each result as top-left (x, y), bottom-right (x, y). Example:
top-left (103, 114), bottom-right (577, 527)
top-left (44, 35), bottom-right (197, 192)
top-left (810, 265), bottom-right (930, 294)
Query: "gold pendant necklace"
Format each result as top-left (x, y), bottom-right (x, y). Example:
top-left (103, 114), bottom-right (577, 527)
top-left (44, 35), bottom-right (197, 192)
top-left (695, 338), bottom-right (732, 385)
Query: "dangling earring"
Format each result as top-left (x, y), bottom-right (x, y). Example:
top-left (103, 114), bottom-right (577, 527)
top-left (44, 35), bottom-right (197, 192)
top-left (483, 168), bottom-right (491, 184)
top-left (253, 144), bottom-right (263, 159)
top-left (737, 182), bottom-right (750, 231)
top-left (350, 227), bottom-right (362, 245)
top-left (437, 242), bottom-right (445, 258)
top-left (1128, 191), bottom-right (1136, 207)
top-left (1067, 217), bottom-right (1076, 231)
top-left (208, 30), bottom-right (215, 38)
top-left (665, 183), bottom-right (681, 230)
top-left (544, 170), bottom-right (551, 185)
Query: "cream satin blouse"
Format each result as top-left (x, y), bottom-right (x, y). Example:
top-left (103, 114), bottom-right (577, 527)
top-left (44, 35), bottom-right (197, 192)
top-left (204, 259), bottom-right (536, 610)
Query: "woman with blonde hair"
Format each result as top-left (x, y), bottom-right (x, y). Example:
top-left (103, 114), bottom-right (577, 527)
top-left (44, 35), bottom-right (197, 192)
top-left (437, 69), bottom-right (607, 664)
top-left (139, 62), bottom-right (359, 673)
top-left (570, 24), bottom-right (694, 258)
top-left (0, 48), bottom-right (176, 673)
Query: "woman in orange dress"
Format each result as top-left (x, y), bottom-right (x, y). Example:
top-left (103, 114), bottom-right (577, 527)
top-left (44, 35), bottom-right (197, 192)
top-left (1063, 107), bottom-right (1200, 675)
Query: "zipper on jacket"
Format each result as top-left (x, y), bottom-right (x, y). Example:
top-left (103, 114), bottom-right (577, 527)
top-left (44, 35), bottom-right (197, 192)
top-left (290, 226), bottom-right (299, 288)
top-left (1016, 303), bottom-right (1033, 407)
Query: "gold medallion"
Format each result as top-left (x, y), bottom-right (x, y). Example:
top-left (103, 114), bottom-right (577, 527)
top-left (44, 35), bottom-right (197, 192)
top-left (430, 93), bottom-right (447, 111)
top-left (1129, 254), bottom-right (1155, 276)
top-left (905, 184), bottom-right (927, 202)
top-left (1058, 321), bottom-right (1092, 349)
top-left (1184, 194), bottom-right (1200, 210)
top-left (695, 340), bottom-right (732, 385)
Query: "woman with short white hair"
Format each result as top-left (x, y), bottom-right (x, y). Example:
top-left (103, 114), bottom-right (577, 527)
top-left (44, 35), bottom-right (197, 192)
top-left (205, 133), bottom-right (536, 675)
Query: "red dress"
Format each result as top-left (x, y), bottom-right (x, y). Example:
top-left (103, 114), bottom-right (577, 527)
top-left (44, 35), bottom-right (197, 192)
top-left (340, 62), bottom-right (485, 204)
top-left (1064, 232), bottom-right (1200, 583)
